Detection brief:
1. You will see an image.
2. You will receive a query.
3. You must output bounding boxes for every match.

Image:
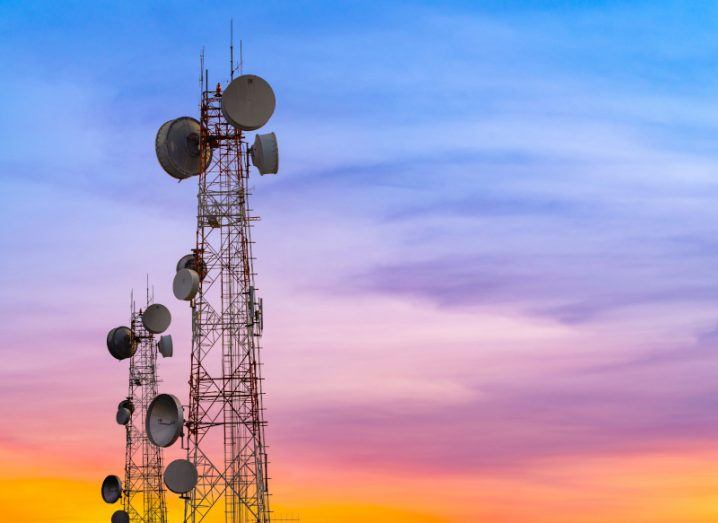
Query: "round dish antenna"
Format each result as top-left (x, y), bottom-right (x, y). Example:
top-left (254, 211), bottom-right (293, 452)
top-left (177, 253), bottom-right (207, 280)
top-left (146, 393), bottom-right (184, 448)
top-left (221, 74), bottom-right (276, 131)
top-left (101, 475), bottom-right (122, 504)
top-left (111, 510), bottom-right (130, 523)
top-left (106, 326), bottom-right (136, 361)
top-left (155, 117), bottom-right (212, 180)
top-left (173, 268), bottom-right (200, 301)
top-left (142, 304), bottom-right (171, 334)
top-left (250, 132), bottom-right (279, 175)
top-left (163, 459), bottom-right (198, 494)
top-left (118, 399), bottom-right (135, 414)
top-left (158, 335), bottom-right (173, 358)
top-left (116, 407), bottom-right (131, 426)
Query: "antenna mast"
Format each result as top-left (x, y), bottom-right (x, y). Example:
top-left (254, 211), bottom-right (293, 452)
top-left (230, 19), bottom-right (235, 80)
top-left (123, 284), bottom-right (167, 522)
top-left (152, 44), bottom-right (281, 523)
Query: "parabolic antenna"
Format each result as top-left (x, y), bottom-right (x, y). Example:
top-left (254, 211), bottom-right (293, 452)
top-left (146, 393), bottom-right (184, 448)
top-left (118, 399), bottom-right (135, 414)
top-left (155, 117), bottom-right (212, 180)
top-left (173, 268), bottom-right (200, 301)
top-left (111, 510), bottom-right (130, 523)
top-left (221, 74), bottom-right (276, 131)
top-left (106, 326), bottom-right (136, 361)
top-left (142, 304), bottom-right (171, 334)
top-left (158, 335), bottom-right (173, 358)
top-left (116, 407), bottom-right (131, 426)
top-left (250, 132), bottom-right (279, 175)
top-left (101, 475), bottom-right (122, 504)
top-left (176, 253), bottom-right (207, 280)
top-left (163, 458), bottom-right (198, 494)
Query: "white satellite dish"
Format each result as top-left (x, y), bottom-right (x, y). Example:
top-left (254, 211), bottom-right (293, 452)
top-left (146, 393), bottom-right (184, 448)
top-left (116, 407), bottom-right (131, 426)
top-left (176, 253), bottom-right (207, 280)
top-left (111, 510), bottom-right (130, 523)
top-left (163, 459), bottom-right (198, 494)
top-left (101, 475), bottom-right (122, 504)
top-left (221, 74), bottom-right (276, 131)
top-left (106, 326), bottom-right (136, 360)
top-left (157, 335), bottom-right (173, 358)
top-left (250, 132), bottom-right (279, 175)
top-left (173, 268), bottom-right (200, 301)
top-left (155, 117), bottom-right (212, 180)
top-left (142, 304), bottom-right (171, 334)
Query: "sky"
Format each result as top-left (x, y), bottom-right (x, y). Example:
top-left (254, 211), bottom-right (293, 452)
top-left (2, 0), bottom-right (718, 521)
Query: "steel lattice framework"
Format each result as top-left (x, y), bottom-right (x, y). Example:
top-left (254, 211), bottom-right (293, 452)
top-left (124, 296), bottom-right (168, 523)
top-left (183, 85), bottom-right (271, 523)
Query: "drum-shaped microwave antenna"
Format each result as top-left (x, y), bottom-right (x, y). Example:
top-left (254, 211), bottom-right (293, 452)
top-left (173, 268), bottom-right (200, 301)
top-left (118, 399), bottom-right (135, 414)
top-left (163, 458), bottom-right (198, 494)
top-left (111, 510), bottom-right (130, 523)
top-left (101, 475), bottom-right (122, 504)
top-left (142, 304), bottom-right (171, 334)
top-left (155, 116), bottom-right (211, 180)
top-left (106, 326), bottom-right (136, 360)
top-left (116, 407), bottom-right (131, 426)
top-left (221, 74), bottom-right (276, 131)
top-left (250, 132), bottom-right (279, 175)
top-left (146, 393), bottom-right (184, 448)
top-left (158, 335), bottom-right (173, 358)
top-left (176, 254), bottom-right (207, 280)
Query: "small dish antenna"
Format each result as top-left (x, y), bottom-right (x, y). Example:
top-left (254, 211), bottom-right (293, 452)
top-left (250, 132), bottom-right (279, 175)
top-left (111, 510), bottom-right (130, 523)
top-left (158, 335), bottom-right (173, 358)
top-left (118, 399), bottom-right (135, 414)
top-left (106, 326), bottom-right (136, 361)
top-left (176, 254), bottom-right (207, 280)
top-left (173, 268), bottom-right (200, 301)
top-left (156, 117), bottom-right (212, 180)
top-left (141, 304), bottom-right (172, 334)
top-left (116, 407), bottom-right (131, 426)
top-left (221, 74), bottom-right (276, 131)
top-left (101, 475), bottom-right (122, 504)
top-left (163, 458), bottom-right (198, 494)
top-left (146, 393), bottom-right (184, 448)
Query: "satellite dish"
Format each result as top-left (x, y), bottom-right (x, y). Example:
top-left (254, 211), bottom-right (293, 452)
top-left (106, 326), bottom-right (136, 361)
top-left (176, 254), bottom-right (207, 280)
top-left (163, 459), bottom-right (198, 494)
top-left (142, 304), bottom-right (171, 334)
top-left (146, 393), bottom-right (184, 447)
top-left (221, 74), bottom-right (276, 131)
top-left (158, 335), bottom-right (173, 358)
top-left (111, 510), bottom-right (130, 523)
top-left (250, 132), bottom-right (279, 175)
top-left (118, 399), bottom-right (135, 414)
top-left (101, 475), bottom-right (122, 504)
top-left (173, 268), bottom-right (200, 301)
top-left (116, 407), bottom-right (131, 426)
top-left (155, 117), bottom-right (212, 180)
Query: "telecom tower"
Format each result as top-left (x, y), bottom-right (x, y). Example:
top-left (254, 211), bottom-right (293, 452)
top-left (103, 288), bottom-right (174, 523)
top-left (150, 48), bottom-right (280, 523)
top-left (123, 292), bottom-right (169, 522)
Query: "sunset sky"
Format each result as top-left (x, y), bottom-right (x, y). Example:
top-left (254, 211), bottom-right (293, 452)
top-left (3, 1), bottom-right (718, 521)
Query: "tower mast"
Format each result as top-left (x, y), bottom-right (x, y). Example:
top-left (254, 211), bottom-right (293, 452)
top-left (183, 74), bottom-right (271, 523)
top-left (124, 288), bottom-right (168, 522)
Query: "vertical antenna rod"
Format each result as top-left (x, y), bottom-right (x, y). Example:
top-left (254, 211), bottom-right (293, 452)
top-left (230, 19), bottom-right (235, 80)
